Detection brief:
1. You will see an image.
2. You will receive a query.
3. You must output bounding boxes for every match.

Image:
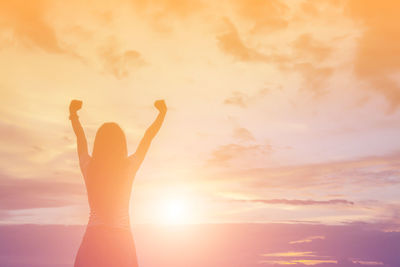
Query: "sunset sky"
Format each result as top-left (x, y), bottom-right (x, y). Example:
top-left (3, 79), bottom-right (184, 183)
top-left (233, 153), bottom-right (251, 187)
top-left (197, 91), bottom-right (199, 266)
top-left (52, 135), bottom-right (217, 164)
top-left (1, 0), bottom-right (400, 230)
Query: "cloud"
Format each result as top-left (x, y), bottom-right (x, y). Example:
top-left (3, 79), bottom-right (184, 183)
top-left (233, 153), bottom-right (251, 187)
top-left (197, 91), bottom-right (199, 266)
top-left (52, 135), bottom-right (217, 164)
top-left (131, 0), bottom-right (203, 18)
top-left (292, 33), bottom-right (332, 62)
top-left (213, 152), bottom-right (400, 190)
top-left (293, 63), bottom-right (333, 95)
top-left (0, 0), bottom-right (62, 53)
top-left (223, 88), bottom-right (269, 108)
top-left (217, 18), bottom-right (270, 62)
top-left (207, 127), bottom-right (271, 168)
top-left (217, 19), bottom-right (334, 95)
top-left (260, 250), bottom-right (337, 266)
top-left (346, 0), bottom-right (400, 109)
top-left (284, 33), bottom-right (334, 95)
top-left (289, 235), bottom-right (325, 244)
top-left (99, 44), bottom-right (145, 79)
top-left (0, 119), bottom-right (82, 184)
top-left (234, 198), bottom-right (354, 206)
top-left (223, 91), bottom-right (249, 107)
top-left (130, 0), bottom-right (204, 32)
top-left (232, 0), bottom-right (289, 33)
top-left (233, 127), bottom-right (255, 142)
top-left (208, 143), bottom-right (272, 165)
top-left (0, 1), bottom-right (144, 77)
top-left (0, 175), bottom-right (84, 211)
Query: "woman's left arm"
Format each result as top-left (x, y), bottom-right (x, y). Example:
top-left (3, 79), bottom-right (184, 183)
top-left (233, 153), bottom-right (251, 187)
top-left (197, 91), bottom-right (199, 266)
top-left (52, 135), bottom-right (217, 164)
top-left (129, 100), bottom-right (167, 172)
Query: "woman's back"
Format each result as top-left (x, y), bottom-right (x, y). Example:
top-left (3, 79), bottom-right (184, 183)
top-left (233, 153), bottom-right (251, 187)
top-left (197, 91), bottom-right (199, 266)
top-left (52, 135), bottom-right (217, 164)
top-left (84, 158), bottom-right (135, 228)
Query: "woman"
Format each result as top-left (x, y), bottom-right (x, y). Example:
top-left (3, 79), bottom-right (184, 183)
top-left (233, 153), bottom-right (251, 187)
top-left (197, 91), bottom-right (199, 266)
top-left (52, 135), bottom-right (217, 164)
top-left (69, 99), bottom-right (167, 267)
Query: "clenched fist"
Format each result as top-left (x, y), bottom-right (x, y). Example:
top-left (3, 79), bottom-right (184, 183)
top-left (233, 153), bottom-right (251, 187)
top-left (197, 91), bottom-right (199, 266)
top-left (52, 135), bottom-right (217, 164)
top-left (69, 99), bottom-right (83, 114)
top-left (154, 100), bottom-right (167, 114)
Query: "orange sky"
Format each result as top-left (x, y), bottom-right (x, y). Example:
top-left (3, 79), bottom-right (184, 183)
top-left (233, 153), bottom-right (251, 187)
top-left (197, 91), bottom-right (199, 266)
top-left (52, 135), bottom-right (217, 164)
top-left (1, 0), bottom-right (400, 226)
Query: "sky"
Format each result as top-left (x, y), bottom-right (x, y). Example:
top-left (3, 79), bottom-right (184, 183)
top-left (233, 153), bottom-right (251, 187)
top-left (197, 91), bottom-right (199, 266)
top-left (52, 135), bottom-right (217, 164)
top-left (1, 0), bottom-right (400, 229)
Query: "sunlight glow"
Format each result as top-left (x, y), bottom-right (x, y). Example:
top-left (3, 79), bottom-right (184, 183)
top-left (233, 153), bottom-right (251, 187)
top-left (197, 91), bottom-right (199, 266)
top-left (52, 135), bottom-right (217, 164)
top-left (162, 198), bottom-right (190, 224)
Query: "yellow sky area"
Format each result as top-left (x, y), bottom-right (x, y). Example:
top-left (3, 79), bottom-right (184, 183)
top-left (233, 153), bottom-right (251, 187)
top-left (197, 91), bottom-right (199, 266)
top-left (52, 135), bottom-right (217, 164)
top-left (1, 0), bottom-right (400, 225)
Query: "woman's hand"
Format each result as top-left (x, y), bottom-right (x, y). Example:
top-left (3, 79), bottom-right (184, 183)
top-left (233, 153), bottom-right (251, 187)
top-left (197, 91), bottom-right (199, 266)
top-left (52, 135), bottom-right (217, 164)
top-left (154, 100), bottom-right (167, 114)
top-left (70, 100), bottom-right (83, 114)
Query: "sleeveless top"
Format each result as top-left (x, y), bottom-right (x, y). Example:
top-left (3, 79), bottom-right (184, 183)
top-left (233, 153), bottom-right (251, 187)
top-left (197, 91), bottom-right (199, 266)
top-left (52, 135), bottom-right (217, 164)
top-left (81, 156), bottom-right (137, 230)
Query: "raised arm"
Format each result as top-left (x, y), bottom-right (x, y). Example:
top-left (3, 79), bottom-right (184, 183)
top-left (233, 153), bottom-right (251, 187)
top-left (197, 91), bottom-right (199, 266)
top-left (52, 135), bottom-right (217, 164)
top-left (130, 100), bottom-right (167, 171)
top-left (69, 100), bottom-right (90, 172)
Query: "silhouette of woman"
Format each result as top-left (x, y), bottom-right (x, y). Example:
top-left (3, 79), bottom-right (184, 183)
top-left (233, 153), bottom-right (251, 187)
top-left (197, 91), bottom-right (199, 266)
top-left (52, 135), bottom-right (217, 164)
top-left (69, 99), bottom-right (167, 267)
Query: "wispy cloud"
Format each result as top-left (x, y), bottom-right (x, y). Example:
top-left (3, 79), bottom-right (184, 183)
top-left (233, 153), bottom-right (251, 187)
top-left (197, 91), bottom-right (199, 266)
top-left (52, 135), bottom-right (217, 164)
top-left (260, 251), bottom-right (337, 266)
top-left (130, 0), bottom-right (204, 32)
top-left (0, 0), bottom-right (62, 53)
top-left (217, 18), bottom-right (335, 96)
top-left (234, 198), bottom-right (354, 206)
top-left (208, 143), bottom-right (272, 166)
top-left (217, 18), bottom-right (270, 62)
top-left (223, 89), bottom-right (269, 108)
top-left (282, 33), bottom-right (335, 95)
top-left (223, 91), bottom-right (249, 108)
top-left (346, 0), bottom-right (400, 109)
top-left (99, 39), bottom-right (145, 79)
top-left (292, 33), bottom-right (332, 62)
top-left (233, 127), bottom-right (256, 142)
top-left (289, 235), bottom-right (325, 244)
top-left (214, 152), bottom-right (400, 190)
top-left (0, 175), bottom-right (84, 211)
top-left (231, 0), bottom-right (289, 33)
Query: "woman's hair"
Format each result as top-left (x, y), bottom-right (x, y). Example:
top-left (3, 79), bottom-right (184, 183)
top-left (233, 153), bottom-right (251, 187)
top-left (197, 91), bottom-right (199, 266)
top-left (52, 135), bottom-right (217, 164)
top-left (92, 122), bottom-right (128, 164)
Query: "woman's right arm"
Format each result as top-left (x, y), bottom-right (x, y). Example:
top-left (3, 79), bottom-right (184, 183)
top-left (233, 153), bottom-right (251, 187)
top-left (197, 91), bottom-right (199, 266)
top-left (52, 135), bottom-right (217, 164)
top-left (69, 100), bottom-right (90, 171)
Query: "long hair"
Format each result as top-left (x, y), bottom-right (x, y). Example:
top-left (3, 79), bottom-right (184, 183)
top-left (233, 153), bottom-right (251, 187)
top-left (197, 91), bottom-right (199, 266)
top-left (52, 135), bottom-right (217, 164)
top-left (90, 122), bottom-right (128, 167)
top-left (85, 122), bottom-right (131, 216)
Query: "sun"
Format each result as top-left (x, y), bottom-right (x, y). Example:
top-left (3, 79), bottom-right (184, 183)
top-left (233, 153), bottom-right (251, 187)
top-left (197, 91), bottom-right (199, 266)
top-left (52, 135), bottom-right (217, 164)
top-left (161, 197), bottom-right (190, 224)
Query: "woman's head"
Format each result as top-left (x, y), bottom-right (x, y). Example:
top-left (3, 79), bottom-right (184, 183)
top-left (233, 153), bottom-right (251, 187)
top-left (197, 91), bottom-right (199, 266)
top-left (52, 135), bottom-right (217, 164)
top-left (92, 122), bottom-right (127, 163)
